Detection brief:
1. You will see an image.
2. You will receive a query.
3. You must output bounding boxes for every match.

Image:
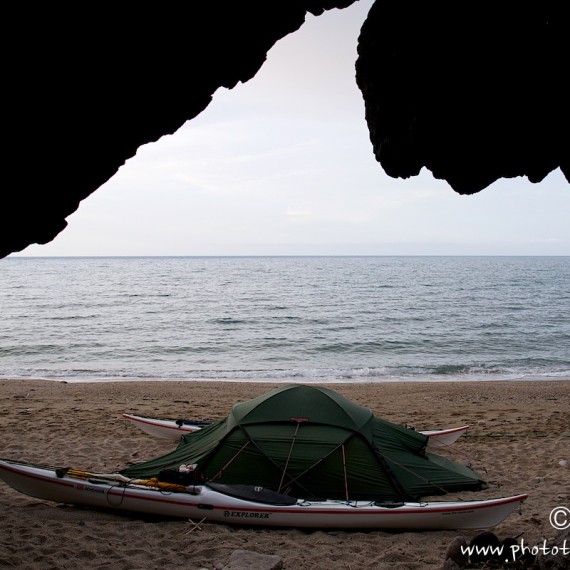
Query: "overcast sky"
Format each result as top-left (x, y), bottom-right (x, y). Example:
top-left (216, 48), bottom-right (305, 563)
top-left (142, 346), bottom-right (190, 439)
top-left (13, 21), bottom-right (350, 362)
top-left (17, 0), bottom-right (570, 257)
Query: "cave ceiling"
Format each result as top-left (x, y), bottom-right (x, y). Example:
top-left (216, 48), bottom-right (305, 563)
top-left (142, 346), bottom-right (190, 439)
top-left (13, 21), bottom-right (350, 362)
top-left (2, 0), bottom-right (566, 258)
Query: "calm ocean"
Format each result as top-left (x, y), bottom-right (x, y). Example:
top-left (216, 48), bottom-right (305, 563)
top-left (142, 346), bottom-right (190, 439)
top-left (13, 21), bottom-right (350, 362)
top-left (1, 256), bottom-right (569, 384)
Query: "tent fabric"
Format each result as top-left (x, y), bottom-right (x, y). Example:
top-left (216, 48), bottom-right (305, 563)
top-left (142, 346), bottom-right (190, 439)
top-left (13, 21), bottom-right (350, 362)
top-left (121, 384), bottom-right (485, 501)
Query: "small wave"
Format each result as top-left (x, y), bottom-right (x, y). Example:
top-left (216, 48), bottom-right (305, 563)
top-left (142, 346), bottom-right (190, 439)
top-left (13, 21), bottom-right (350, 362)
top-left (209, 318), bottom-right (250, 325)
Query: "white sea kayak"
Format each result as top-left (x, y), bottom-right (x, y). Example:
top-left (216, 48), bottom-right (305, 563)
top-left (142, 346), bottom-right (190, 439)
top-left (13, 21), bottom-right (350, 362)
top-left (0, 459), bottom-right (525, 530)
top-left (122, 413), bottom-right (469, 448)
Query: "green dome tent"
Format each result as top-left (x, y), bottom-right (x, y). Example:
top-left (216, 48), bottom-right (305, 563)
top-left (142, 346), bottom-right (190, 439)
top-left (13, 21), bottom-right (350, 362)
top-left (122, 384), bottom-right (485, 501)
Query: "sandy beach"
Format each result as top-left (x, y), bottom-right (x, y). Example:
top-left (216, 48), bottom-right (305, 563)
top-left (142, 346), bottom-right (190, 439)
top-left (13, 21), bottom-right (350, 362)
top-left (0, 379), bottom-right (568, 569)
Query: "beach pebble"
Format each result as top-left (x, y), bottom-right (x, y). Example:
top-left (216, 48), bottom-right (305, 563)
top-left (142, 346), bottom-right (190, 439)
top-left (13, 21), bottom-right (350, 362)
top-left (442, 558), bottom-right (461, 570)
top-left (500, 537), bottom-right (519, 564)
top-left (223, 549), bottom-right (283, 570)
top-left (536, 529), bottom-right (569, 569)
top-left (444, 536), bottom-right (468, 567)
top-left (558, 459), bottom-right (567, 467)
top-left (468, 532), bottom-right (501, 565)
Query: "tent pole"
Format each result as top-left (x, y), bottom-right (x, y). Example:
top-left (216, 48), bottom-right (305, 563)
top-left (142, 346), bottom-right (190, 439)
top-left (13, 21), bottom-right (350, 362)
top-left (278, 422), bottom-right (301, 493)
top-left (210, 440), bottom-right (251, 481)
top-left (341, 444), bottom-right (349, 502)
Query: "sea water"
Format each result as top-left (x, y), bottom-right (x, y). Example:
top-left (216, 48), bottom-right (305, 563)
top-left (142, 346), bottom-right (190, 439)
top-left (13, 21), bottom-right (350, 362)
top-left (1, 256), bottom-right (569, 383)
